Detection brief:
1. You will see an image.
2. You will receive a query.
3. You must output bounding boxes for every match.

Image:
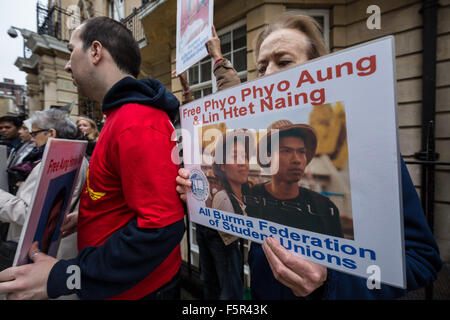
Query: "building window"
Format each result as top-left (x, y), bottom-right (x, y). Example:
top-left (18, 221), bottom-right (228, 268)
top-left (187, 19), bottom-right (247, 100)
top-left (287, 9), bottom-right (330, 48)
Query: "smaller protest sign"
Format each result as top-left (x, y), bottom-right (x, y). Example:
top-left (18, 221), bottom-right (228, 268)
top-left (13, 138), bottom-right (86, 266)
top-left (176, 0), bottom-right (214, 75)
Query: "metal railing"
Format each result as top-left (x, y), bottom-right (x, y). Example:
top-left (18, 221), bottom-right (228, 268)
top-left (36, 2), bottom-right (75, 42)
top-left (404, 120), bottom-right (450, 300)
top-left (37, 1), bottom-right (150, 46)
top-left (122, 6), bottom-right (148, 46)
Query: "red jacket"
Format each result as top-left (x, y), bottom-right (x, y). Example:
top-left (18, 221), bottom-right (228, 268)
top-left (47, 77), bottom-right (184, 300)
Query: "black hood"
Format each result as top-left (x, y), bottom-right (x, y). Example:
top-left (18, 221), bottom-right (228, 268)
top-left (102, 77), bottom-right (180, 122)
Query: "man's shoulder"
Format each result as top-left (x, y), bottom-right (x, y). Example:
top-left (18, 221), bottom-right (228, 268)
top-left (109, 103), bottom-right (173, 135)
top-left (114, 103), bottom-right (170, 121)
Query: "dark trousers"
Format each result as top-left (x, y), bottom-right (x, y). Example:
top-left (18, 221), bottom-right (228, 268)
top-left (140, 271), bottom-right (181, 300)
top-left (196, 224), bottom-right (243, 300)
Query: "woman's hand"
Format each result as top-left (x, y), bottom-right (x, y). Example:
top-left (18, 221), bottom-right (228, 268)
top-left (176, 168), bottom-right (191, 202)
top-left (262, 237), bottom-right (327, 297)
top-left (205, 25), bottom-right (223, 63)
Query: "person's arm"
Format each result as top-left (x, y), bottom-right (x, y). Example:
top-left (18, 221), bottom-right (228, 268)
top-left (206, 25), bottom-right (241, 90)
top-left (178, 71), bottom-right (194, 104)
top-left (172, 68), bottom-right (194, 105)
top-left (0, 124), bottom-right (185, 300)
top-left (0, 219), bottom-right (184, 300)
top-left (320, 158), bottom-right (442, 299)
top-left (0, 164), bottom-right (40, 226)
top-left (263, 157), bottom-right (442, 300)
top-left (47, 218), bottom-right (184, 299)
top-left (0, 190), bottom-right (29, 226)
top-left (49, 125), bottom-right (186, 299)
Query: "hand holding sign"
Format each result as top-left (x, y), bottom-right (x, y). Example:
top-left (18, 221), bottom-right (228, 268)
top-left (176, 168), bottom-right (191, 202)
top-left (0, 241), bottom-right (57, 300)
top-left (262, 237), bottom-right (327, 297)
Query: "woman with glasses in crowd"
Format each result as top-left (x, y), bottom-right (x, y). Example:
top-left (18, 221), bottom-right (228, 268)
top-left (0, 109), bottom-right (89, 267)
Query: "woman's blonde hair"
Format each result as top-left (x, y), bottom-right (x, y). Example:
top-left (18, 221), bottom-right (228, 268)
top-left (76, 116), bottom-right (99, 141)
top-left (255, 13), bottom-right (329, 62)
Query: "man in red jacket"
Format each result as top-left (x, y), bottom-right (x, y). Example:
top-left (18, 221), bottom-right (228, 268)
top-left (0, 17), bottom-right (185, 300)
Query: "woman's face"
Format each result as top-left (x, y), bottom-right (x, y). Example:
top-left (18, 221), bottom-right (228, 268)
top-left (221, 141), bottom-right (249, 185)
top-left (31, 124), bottom-right (51, 147)
top-left (18, 125), bottom-right (32, 142)
top-left (257, 28), bottom-right (310, 77)
top-left (77, 119), bottom-right (92, 134)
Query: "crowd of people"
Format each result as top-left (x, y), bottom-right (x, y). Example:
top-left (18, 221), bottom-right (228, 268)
top-left (0, 13), bottom-right (443, 301)
top-left (0, 110), bottom-right (96, 270)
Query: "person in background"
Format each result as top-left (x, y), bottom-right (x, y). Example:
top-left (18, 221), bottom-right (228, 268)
top-left (0, 108), bottom-right (88, 269)
top-left (0, 16), bottom-right (184, 300)
top-left (175, 13), bottom-right (442, 299)
top-left (7, 119), bottom-right (35, 168)
top-left (0, 116), bottom-right (22, 156)
top-left (6, 119), bottom-right (38, 195)
top-left (76, 116), bottom-right (99, 159)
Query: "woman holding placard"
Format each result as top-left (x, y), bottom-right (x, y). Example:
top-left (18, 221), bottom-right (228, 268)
top-left (176, 14), bottom-right (442, 299)
top-left (0, 109), bottom-right (88, 270)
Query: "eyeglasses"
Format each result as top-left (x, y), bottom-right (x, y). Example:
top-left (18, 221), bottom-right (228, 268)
top-left (30, 129), bottom-right (50, 137)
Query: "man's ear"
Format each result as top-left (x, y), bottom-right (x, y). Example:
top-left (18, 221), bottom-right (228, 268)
top-left (90, 40), bottom-right (103, 65)
top-left (48, 128), bottom-right (57, 138)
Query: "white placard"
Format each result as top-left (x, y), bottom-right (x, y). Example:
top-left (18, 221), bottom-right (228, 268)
top-left (176, 0), bottom-right (214, 75)
top-left (179, 36), bottom-right (406, 288)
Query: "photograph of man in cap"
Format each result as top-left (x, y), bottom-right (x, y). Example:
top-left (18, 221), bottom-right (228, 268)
top-left (245, 119), bottom-right (344, 238)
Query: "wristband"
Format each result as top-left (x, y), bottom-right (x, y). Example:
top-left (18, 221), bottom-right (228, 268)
top-left (213, 58), bottom-right (223, 67)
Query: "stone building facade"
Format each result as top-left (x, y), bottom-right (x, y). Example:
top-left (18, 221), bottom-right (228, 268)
top-left (14, 0), bottom-right (142, 120)
top-left (132, 0), bottom-right (449, 269)
top-left (10, 0), bottom-right (449, 269)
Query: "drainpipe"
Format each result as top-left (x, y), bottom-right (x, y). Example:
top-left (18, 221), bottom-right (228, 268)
top-left (416, 0), bottom-right (439, 300)
top-left (418, 0), bottom-right (439, 236)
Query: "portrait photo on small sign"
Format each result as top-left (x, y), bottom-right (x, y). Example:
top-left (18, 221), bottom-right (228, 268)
top-left (32, 170), bottom-right (76, 256)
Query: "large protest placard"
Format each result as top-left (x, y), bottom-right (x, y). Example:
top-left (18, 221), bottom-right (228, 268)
top-left (13, 138), bottom-right (86, 266)
top-left (179, 36), bottom-right (406, 288)
top-left (176, 0), bottom-right (214, 75)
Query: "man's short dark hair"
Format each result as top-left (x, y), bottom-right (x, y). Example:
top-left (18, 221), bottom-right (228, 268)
top-left (0, 116), bottom-right (23, 128)
top-left (79, 16), bottom-right (141, 78)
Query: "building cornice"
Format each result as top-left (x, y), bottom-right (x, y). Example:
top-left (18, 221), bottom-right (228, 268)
top-left (15, 54), bottom-right (40, 73)
top-left (138, 0), bottom-right (168, 20)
